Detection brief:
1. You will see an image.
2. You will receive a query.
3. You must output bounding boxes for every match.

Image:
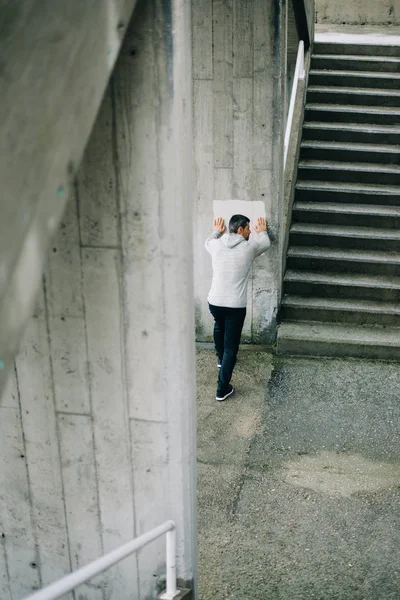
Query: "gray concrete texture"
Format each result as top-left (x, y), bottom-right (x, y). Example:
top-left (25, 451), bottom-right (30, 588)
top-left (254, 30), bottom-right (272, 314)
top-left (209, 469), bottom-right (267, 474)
top-left (193, 0), bottom-right (286, 344)
top-left (196, 348), bottom-right (400, 599)
top-left (0, 1), bottom-right (196, 598)
top-left (0, 0), bottom-right (138, 398)
top-left (315, 0), bottom-right (400, 25)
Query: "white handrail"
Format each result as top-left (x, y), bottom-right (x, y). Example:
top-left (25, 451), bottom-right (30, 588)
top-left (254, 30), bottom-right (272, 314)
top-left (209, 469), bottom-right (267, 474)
top-left (284, 40), bottom-right (305, 170)
top-left (23, 520), bottom-right (179, 600)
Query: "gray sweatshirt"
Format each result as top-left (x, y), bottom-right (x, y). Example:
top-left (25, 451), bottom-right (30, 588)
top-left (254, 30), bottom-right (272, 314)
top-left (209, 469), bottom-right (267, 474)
top-left (205, 230), bottom-right (271, 308)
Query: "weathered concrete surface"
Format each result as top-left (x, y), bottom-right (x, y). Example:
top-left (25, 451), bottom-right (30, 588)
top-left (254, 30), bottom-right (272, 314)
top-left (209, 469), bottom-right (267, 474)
top-left (0, 1), bottom-right (196, 599)
top-left (315, 23), bottom-right (400, 44)
top-left (193, 0), bottom-right (286, 344)
top-left (197, 349), bottom-right (400, 599)
top-left (315, 0), bottom-right (400, 25)
top-left (0, 0), bottom-right (138, 396)
top-left (304, 0), bottom-right (316, 44)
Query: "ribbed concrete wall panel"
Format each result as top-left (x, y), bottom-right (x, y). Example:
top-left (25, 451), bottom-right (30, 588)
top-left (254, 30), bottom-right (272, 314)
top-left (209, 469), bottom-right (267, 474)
top-left (194, 0), bottom-right (285, 343)
top-left (1, 1), bottom-right (196, 598)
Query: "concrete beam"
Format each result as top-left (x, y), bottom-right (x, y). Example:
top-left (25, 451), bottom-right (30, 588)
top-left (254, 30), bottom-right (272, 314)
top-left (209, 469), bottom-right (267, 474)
top-left (0, 0), bottom-right (137, 397)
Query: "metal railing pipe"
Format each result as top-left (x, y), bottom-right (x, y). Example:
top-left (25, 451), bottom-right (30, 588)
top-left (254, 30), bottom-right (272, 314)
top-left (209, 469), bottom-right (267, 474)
top-left (23, 520), bottom-right (177, 600)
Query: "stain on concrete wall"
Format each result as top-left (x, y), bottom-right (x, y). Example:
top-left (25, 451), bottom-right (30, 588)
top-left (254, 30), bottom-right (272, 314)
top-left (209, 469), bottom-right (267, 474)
top-left (193, 0), bottom-right (284, 343)
top-left (315, 0), bottom-right (400, 25)
top-left (0, 0), bottom-right (196, 598)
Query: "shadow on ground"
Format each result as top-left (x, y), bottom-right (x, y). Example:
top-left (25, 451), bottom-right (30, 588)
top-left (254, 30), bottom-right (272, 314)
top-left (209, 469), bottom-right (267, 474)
top-left (196, 348), bottom-right (400, 600)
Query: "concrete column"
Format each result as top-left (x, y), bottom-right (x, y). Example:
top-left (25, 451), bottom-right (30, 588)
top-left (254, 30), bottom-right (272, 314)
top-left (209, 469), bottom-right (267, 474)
top-left (0, 1), bottom-right (196, 599)
top-left (113, 0), bottom-right (197, 595)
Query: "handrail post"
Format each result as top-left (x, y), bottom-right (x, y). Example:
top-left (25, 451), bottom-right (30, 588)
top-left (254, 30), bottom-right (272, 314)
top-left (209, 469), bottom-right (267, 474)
top-left (160, 528), bottom-right (178, 599)
top-left (167, 528), bottom-right (177, 596)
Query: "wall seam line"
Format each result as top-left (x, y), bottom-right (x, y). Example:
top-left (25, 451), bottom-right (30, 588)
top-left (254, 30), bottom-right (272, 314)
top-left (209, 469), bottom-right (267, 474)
top-left (76, 182), bottom-right (107, 600)
top-left (56, 411), bottom-right (92, 418)
top-left (42, 275), bottom-right (74, 599)
top-left (110, 68), bottom-right (141, 596)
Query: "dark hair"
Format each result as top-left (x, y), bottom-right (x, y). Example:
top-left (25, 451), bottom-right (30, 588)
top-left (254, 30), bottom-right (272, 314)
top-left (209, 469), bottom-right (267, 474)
top-left (229, 214), bottom-right (250, 233)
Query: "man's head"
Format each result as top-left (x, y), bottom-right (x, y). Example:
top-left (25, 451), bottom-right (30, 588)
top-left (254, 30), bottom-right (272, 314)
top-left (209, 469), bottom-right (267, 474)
top-left (229, 214), bottom-right (251, 240)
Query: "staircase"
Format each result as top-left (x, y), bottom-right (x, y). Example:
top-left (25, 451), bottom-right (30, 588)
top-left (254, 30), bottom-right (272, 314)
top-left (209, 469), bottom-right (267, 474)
top-left (277, 39), bottom-right (400, 359)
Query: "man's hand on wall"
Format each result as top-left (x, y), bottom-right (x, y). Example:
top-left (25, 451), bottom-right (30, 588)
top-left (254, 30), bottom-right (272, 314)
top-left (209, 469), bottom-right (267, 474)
top-left (213, 217), bottom-right (226, 233)
top-left (253, 217), bottom-right (268, 232)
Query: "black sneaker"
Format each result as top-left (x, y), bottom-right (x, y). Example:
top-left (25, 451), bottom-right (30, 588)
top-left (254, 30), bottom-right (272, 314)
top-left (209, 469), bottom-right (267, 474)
top-left (216, 384), bottom-right (235, 402)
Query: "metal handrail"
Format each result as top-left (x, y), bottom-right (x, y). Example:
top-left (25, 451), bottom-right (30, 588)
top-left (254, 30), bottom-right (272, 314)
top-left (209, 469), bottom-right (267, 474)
top-left (284, 40), bottom-right (305, 169)
top-left (23, 520), bottom-right (179, 600)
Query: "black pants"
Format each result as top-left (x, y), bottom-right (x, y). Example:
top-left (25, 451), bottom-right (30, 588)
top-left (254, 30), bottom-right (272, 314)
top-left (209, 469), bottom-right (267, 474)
top-left (209, 304), bottom-right (246, 395)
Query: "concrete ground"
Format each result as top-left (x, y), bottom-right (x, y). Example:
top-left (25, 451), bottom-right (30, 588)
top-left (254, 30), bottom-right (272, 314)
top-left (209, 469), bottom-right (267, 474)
top-left (196, 348), bottom-right (400, 600)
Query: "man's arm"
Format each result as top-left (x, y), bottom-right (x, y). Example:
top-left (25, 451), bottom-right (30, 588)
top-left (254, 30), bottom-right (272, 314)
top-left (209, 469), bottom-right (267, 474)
top-left (249, 217), bottom-right (271, 257)
top-left (205, 217), bottom-right (226, 254)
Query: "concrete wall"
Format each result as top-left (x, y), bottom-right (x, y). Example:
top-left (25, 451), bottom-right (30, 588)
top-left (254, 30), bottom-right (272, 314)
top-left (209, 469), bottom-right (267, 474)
top-left (286, 6), bottom-right (300, 121)
top-left (0, 0), bottom-right (138, 400)
top-left (315, 0), bottom-right (400, 25)
top-left (304, 0), bottom-right (315, 43)
top-left (193, 0), bottom-right (286, 344)
top-left (0, 1), bottom-right (196, 599)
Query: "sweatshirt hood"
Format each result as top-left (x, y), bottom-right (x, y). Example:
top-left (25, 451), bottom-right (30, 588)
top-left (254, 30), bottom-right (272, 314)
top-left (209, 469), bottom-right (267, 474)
top-left (222, 233), bottom-right (246, 248)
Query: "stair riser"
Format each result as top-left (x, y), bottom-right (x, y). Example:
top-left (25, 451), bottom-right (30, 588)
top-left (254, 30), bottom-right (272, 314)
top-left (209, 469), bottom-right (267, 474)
top-left (307, 89), bottom-right (400, 107)
top-left (311, 57), bottom-right (400, 72)
top-left (305, 108), bottom-right (400, 126)
top-left (280, 42), bottom-right (400, 351)
top-left (298, 167), bottom-right (400, 186)
top-left (277, 337), bottom-right (400, 360)
top-left (309, 72), bottom-right (400, 89)
top-left (300, 146), bottom-right (400, 164)
top-left (281, 305), bottom-right (400, 326)
top-left (292, 210), bottom-right (400, 229)
top-left (284, 281), bottom-right (400, 302)
top-left (287, 256), bottom-right (400, 276)
top-left (295, 188), bottom-right (400, 206)
top-left (302, 126), bottom-right (400, 145)
top-left (313, 43), bottom-right (400, 57)
top-left (290, 232), bottom-right (400, 251)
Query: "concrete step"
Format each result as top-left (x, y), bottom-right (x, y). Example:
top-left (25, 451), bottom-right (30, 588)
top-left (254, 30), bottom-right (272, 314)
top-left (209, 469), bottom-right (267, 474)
top-left (292, 201), bottom-right (400, 228)
top-left (295, 181), bottom-right (400, 206)
top-left (309, 69), bottom-right (400, 89)
top-left (276, 321), bottom-right (400, 360)
top-left (290, 222), bottom-right (400, 251)
top-left (311, 54), bottom-right (400, 72)
top-left (279, 39), bottom-right (400, 358)
top-left (298, 160), bottom-right (400, 185)
top-left (281, 295), bottom-right (400, 326)
top-left (287, 246), bottom-right (400, 275)
top-left (300, 140), bottom-right (400, 164)
top-left (284, 270), bottom-right (400, 302)
top-left (307, 86), bottom-right (400, 107)
top-left (305, 103), bottom-right (400, 125)
top-left (313, 42), bottom-right (400, 58)
top-left (302, 122), bottom-right (400, 145)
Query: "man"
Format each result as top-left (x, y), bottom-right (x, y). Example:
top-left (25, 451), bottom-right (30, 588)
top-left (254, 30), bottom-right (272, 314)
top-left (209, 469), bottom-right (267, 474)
top-left (205, 214), bottom-right (270, 401)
